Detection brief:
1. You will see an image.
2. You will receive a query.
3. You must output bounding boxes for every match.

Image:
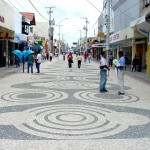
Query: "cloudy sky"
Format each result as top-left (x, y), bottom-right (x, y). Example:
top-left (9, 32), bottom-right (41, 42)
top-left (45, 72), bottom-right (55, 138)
top-left (5, 0), bottom-right (103, 46)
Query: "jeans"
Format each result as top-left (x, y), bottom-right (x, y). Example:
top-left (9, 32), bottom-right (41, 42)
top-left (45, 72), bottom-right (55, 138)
top-left (88, 57), bottom-right (91, 63)
top-left (27, 63), bottom-right (33, 73)
top-left (117, 71), bottom-right (124, 93)
top-left (36, 63), bottom-right (41, 73)
top-left (16, 60), bottom-right (20, 68)
top-left (100, 69), bottom-right (107, 91)
top-left (78, 60), bottom-right (81, 68)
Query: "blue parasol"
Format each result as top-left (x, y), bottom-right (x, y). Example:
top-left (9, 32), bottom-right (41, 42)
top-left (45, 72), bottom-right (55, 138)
top-left (31, 44), bottom-right (42, 51)
top-left (24, 50), bottom-right (34, 60)
top-left (12, 50), bottom-right (22, 61)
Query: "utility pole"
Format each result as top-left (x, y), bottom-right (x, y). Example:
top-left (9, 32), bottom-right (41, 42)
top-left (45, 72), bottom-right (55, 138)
top-left (46, 6), bottom-right (55, 55)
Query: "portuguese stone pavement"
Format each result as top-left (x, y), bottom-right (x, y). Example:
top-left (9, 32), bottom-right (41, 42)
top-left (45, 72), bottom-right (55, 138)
top-left (0, 55), bottom-right (150, 150)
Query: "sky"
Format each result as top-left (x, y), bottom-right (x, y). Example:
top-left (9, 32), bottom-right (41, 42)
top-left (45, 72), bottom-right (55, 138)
top-left (5, 0), bottom-right (103, 47)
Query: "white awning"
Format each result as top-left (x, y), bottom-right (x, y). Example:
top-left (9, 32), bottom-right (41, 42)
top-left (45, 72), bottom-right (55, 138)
top-left (10, 33), bottom-right (27, 43)
top-left (130, 15), bottom-right (150, 37)
top-left (91, 43), bottom-right (105, 48)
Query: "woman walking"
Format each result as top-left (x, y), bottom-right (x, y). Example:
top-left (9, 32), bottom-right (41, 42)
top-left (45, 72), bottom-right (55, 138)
top-left (76, 53), bottom-right (82, 68)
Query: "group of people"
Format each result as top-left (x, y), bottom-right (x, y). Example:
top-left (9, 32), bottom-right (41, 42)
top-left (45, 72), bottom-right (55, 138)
top-left (99, 51), bottom-right (125, 95)
top-left (26, 51), bottom-right (42, 73)
top-left (66, 51), bottom-right (92, 69)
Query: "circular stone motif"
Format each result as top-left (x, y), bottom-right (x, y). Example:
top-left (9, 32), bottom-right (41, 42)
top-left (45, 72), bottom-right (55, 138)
top-left (44, 72), bottom-right (96, 77)
top-left (13, 105), bottom-right (132, 139)
top-left (30, 76), bottom-right (70, 81)
top-left (1, 90), bottom-right (68, 104)
top-left (74, 91), bottom-right (139, 104)
top-left (32, 81), bottom-right (99, 89)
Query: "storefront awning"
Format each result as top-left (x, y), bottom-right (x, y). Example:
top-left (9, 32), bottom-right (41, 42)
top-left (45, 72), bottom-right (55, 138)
top-left (0, 26), bottom-right (14, 40)
top-left (91, 43), bottom-right (105, 48)
top-left (10, 33), bottom-right (27, 43)
top-left (130, 14), bottom-right (150, 37)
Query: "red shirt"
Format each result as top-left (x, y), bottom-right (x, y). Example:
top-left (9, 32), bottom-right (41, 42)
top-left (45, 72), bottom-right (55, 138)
top-left (84, 53), bottom-right (88, 58)
top-left (67, 54), bottom-right (73, 60)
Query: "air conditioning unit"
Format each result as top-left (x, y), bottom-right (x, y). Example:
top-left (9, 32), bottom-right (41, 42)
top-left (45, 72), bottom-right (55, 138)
top-left (145, 0), bottom-right (150, 7)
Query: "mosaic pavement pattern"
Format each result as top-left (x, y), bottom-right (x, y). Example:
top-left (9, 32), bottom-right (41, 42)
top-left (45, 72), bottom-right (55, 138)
top-left (0, 56), bottom-right (150, 140)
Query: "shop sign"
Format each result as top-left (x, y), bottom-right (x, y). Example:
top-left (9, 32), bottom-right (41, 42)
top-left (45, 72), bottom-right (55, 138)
top-left (0, 15), bottom-right (4, 23)
top-left (0, 32), bottom-right (14, 40)
top-left (109, 32), bottom-right (120, 43)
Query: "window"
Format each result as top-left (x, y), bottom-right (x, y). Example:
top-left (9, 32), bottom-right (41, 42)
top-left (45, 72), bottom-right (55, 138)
top-left (30, 27), bottom-right (33, 33)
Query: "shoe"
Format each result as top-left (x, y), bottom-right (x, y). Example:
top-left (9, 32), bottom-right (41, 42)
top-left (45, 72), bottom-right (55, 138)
top-left (100, 91), bottom-right (105, 93)
top-left (36, 72), bottom-right (39, 73)
top-left (103, 90), bottom-right (108, 92)
top-left (118, 91), bottom-right (124, 95)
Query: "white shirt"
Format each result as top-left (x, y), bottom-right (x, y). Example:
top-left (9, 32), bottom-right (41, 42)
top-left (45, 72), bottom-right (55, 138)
top-left (37, 53), bottom-right (42, 63)
top-left (100, 57), bottom-right (108, 70)
top-left (49, 53), bottom-right (53, 57)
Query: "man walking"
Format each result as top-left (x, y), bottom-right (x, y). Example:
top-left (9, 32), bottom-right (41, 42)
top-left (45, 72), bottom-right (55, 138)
top-left (115, 51), bottom-right (125, 95)
top-left (99, 52), bottom-right (110, 93)
top-left (36, 51), bottom-right (42, 73)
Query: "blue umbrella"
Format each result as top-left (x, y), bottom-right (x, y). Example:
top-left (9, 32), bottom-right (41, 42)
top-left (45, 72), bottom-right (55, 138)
top-left (22, 50), bottom-right (26, 56)
top-left (31, 44), bottom-right (42, 50)
top-left (12, 50), bottom-right (22, 61)
top-left (24, 50), bottom-right (34, 60)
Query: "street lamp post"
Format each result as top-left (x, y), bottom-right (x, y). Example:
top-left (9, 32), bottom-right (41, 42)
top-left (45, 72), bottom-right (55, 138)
top-left (81, 17), bottom-right (88, 52)
top-left (55, 18), bottom-right (68, 58)
top-left (58, 25), bottom-right (62, 58)
top-left (46, 7), bottom-right (55, 54)
top-left (77, 30), bottom-right (82, 53)
top-left (74, 25), bottom-right (82, 53)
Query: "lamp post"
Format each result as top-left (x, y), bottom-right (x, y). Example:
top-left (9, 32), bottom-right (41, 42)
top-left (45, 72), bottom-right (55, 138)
top-left (74, 25), bottom-right (82, 53)
top-left (81, 17), bottom-right (88, 52)
top-left (58, 25), bottom-right (62, 58)
top-left (77, 30), bottom-right (82, 53)
top-left (46, 7), bottom-right (55, 54)
top-left (55, 18), bottom-right (68, 58)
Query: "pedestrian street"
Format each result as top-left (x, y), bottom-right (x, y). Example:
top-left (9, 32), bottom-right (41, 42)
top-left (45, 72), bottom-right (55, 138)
top-left (0, 56), bottom-right (150, 149)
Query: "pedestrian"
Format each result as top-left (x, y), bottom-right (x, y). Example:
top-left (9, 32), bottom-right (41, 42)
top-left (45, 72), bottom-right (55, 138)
top-left (49, 52), bottom-right (53, 62)
top-left (99, 51), bottom-right (110, 93)
top-left (67, 52), bottom-right (73, 68)
top-left (109, 53), bottom-right (113, 67)
top-left (27, 54), bottom-right (34, 73)
top-left (63, 52), bottom-right (66, 61)
top-left (124, 55), bottom-right (129, 70)
top-left (15, 56), bottom-right (20, 68)
top-left (36, 51), bottom-right (42, 73)
top-left (137, 56), bottom-right (142, 72)
top-left (76, 53), bottom-right (82, 68)
top-left (88, 53), bottom-right (92, 63)
top-left (115, 51), bottom-right (125, 95)
top-left (84, 51), bottom-right (88, 62)
top-left (132, 56), bottom-right (138, 72)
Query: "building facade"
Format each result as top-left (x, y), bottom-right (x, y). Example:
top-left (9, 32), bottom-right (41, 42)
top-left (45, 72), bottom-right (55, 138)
top-left (0, 0), bottom-right (15, 67)
top-left (108, 0), bottom-right (150, 74)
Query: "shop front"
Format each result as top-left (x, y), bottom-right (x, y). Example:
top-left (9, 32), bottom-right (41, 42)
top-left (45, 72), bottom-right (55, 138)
top-left (0, 1), bottom-right (15, 67)
top-left (130, 14), bottom-right (150, 74)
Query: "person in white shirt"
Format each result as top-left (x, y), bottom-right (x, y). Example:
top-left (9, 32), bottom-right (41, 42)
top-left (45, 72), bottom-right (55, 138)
top-left (36, 51), bottom-right (42, 73)
top-left (99, 51), bottom-right (110, 92)
top-left (49, 52), bottom-right (53, 62)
